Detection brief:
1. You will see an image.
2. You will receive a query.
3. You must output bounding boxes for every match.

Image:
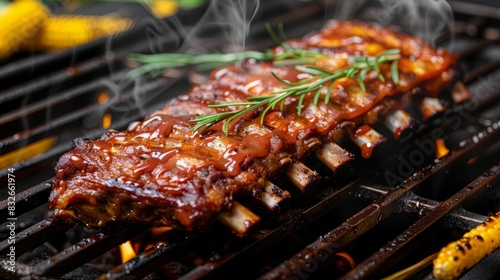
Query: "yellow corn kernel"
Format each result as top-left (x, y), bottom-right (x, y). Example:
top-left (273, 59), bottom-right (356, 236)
top-left (433, 212), bottom-right (500, 280)
top-left (0, 0), bottom-right (49, 60)
top-left (20, 15), bottom-right (133, 52)
top-left (151, 0), bottom-right (178, 18)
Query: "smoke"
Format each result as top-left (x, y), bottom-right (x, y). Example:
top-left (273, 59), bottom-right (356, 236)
top-left (180, 0), bottom-right (261, 53)
top-left (324, 0), bottom-right (454, 46)
top-left (88, 0), bottom-right (454, 130)
top-left (114, 0), bottom-right (262, 122)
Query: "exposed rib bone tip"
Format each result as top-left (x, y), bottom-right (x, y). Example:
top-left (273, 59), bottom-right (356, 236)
top-left (217, 202), bottom-right (260, 237)
top-left (383, 109), bottom-right (414, 140)
top-left (315, 142), bottom-right (353, 172)
top-left (451, 82), bottom-right (472, 104)
top-left (286, 161), bottom-right (320, 192)
top-left (261, 181), bottom-right (291, 211)
top-left (420, 97), bottom-right (445, 121)
top-left (349, 125), bottom-right (386, 159)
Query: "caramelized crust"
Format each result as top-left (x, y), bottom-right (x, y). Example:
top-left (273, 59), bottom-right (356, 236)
top-left (50, 20), bottom-right (458, 231)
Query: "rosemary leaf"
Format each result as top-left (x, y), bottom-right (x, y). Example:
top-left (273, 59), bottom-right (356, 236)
top-left (295, 65), bottom-right (332, 76)
top-left (357, 76), bottom-right (366, 93)
top-left (209, 102), bottom-right (257, 108)
top-left (266, 23), bottom-right (285, 48)
top-left (313, 86), bottom-right (323, 106)
top-left (373, 60), bottom-right (385, 82)
top-left (297, 93), bottom-right (306, 115)
top-left (271, 72), bottom-right (293, 86)
top-left (391, 59), bottom-right (400, 85)
top-left (324, 80), bottom-right (335, 104)
top-left (380, 48), bottom-right (401, 55)
top-left (359, 68), bottom-right (369, 80)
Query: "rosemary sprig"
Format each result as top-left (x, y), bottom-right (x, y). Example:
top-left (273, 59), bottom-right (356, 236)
top-left (126, 23), bottom-right (325, 79)
top-left (190, 49), bottom-right (401, 135)
top-left (127, 51), bottom-right (273, 78)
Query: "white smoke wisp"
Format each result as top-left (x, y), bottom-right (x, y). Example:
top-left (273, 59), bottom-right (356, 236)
top-left (324, 0), bottom-right (454, 47)
top-left (181, 0), bottom-right (261, 53)
top-left (380, 0), bottom-right (454, 46)
top-left (124, 0), bottom-right (261, 118)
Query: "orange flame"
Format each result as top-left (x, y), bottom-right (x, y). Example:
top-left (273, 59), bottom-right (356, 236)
top-left (467, 157), bottom-right (477, 165)
top-left (119, 241), bottom-right (136, 264)
top-left (102, 113), bottom-right (112, 129)
top-left (151, 226), bottom-right (172, 238)
top-left (435, 138), bottom-right (449, 159)
top-left (97, 92), bottom-right (109, 104)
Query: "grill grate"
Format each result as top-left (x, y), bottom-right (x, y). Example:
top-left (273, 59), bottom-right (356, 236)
top-left (1, 0), bottom-right (500, 279)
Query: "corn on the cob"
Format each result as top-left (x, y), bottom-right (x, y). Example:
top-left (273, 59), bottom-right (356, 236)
top-left (151, 0), bottom-right (178, 18)
top-left (433, 211), bottom-right (500, 280)
top-left (0, 0), bottom-right (49, 60)
top-left (19, 15), bottom-right (132, 52)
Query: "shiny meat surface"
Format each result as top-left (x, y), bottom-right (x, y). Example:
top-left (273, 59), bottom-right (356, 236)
top-left (50, 20), bottom-right (458, 231)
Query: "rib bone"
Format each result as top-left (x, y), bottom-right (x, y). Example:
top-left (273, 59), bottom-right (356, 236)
top-left (420, 97), bottom-right (445, 121)
top-left (451, 82), bottom-right (472, 104)
top-left (315, 142), bottom-right (353, 172)
top-left (286, 161), bottom-right (320, 192)
top-left (349, 125), bottom-right (386, 159)
top-left (383, 110), bottom-right (414, 140)
top-left (260, 181), bottom-right (291, 211)
top-left (217, 202), bottom-right (260, 237)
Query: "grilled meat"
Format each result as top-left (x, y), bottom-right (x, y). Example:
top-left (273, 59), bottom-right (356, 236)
top-left (50, 20), bottom-right (458, 231)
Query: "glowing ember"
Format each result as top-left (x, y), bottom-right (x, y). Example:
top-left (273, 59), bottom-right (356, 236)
top-left (334, 251), bottom-right (356, 272)
top-left (119, 241), bottom-right (136, 264)
top-left (435, 138), bottom-right (449, 159)
top-left (467, 157), bottom-right (477, 165)
top-left (102, 113), bottom-right (112, 129)
top-left (151, 226), bottom-right (172, 238)
top-left (97, 92), bottom-right (109, 104)
top-left (0, 137), bottom-right (56, 169)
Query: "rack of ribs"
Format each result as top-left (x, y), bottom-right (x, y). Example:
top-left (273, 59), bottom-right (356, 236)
top-left (49, 20), bottom-right (466, 236)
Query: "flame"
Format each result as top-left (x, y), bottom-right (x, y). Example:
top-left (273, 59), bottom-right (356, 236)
top-left (334, 251), bottom-right (356, 272)
top-left (119, 241), bottom-right (136, 264)
top-left (151, 226), bottom-right (172, 238)
top-left (467, 157), bottom-right (477, 165)
top-left (0, 137), bottom-right (56, 169)
top-left (435, 138), bottom-right (449, 159)
top-left (102, 113), bottom-right (112, 129)
top-left (97, 92), bottom-right (109, 104)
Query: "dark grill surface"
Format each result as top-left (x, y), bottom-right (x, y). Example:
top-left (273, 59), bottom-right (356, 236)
top-left (1, 0), bottom-right (500, 279)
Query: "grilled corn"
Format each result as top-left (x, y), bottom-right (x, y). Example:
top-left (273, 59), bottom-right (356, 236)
top-left (19, 15), bottom-right (132, 52)
top-left (0, 0), bottom-right (49, 59)
top-left (151, 0), bottom-right (178, 18)
top-left (433, 211), bottom-right (500, 280)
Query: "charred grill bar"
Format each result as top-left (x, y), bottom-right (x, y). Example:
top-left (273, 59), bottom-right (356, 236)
top-left (1, 1), bottom-right (500, 279)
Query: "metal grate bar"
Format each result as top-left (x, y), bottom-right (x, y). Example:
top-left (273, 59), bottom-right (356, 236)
top-left (457, 39), bottom-right (494, 58)
top-left (259, 122), bottom-right (500, 279)
top-left (0, 218), bottom-right (69, 256)
top-left (342, 163), bottom-right (500, 279)
top-left (30, 224), bottom-right (149, 278)
top-left (464, 60), bottom-right (500, 84)
top-left (101, 231), bottom-right (199, 280)
top-left (0, 180), bottom-right (52, 221)
top-left (0, 69), bottom-right (127, 127)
